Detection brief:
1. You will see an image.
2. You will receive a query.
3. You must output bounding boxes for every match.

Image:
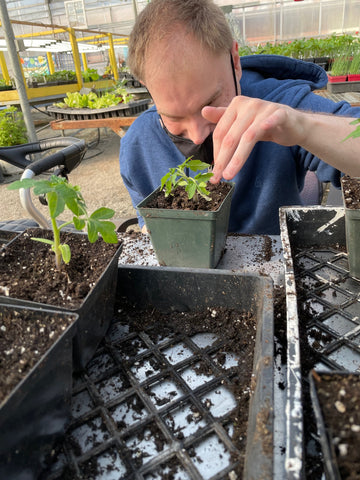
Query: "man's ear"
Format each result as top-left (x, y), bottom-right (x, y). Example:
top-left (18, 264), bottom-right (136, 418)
top-left (231, 40), bottom-right (242, 78)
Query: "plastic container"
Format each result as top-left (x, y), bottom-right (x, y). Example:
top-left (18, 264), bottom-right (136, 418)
top-left (137, 183), bottom-right (234, 268)
top-left (0, 304), bottom-right (77, 480)
top-left (0, 231), bottom-right (123, 371)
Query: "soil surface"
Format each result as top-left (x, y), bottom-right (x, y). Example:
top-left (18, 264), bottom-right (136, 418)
top-left (0, 227), bottom-right (120, 308)
top-left (147, 182), bottom-right (232, 211)
top-left (0, 306), bottom-right (75, 403)
top-left (312, 372), bottom-right (360, 479)
top-left (341, 175), bottom-right (360, 209)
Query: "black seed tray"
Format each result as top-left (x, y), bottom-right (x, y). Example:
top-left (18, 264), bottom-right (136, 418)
top-left (279, 206), bottom-right (360, 480)
top-left (47, 99), bottom-right (150, 120)
top-left (40, 267), bottom-right (274, 480)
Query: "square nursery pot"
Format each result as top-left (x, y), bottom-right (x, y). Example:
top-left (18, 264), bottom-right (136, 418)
top-left (0, 229), bottom-right (123, 371)
top-left (341, 176), bottom-right (360, 279)
top-left (137, 183), bottom-right (235, 268)
top-left (0, 304), bottom-right (77, 480)
top-left (309, 370), bottom-right (360, 480)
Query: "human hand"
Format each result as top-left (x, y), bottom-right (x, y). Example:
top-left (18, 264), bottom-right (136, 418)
top-left (202, 96), bottom-right (305, 183)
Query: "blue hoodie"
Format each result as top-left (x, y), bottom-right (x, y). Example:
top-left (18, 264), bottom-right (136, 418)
top-left (120, 55), bottom-right (360, 234)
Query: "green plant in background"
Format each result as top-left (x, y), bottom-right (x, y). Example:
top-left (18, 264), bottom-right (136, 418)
top-left (0, 107), bottom-right (28, 146)
top-left (8, 175), bottom-right (118, 270)
top-left (54, 87), bottom-right (134, 109)
top-left (348, 49), bottom-right (360, 75)
top-left (329, 53), bottom-right (351, 76)
top-left (161, 156), bottom-right (214, 201)
top-left (82, 68), bottom-right (100, 82)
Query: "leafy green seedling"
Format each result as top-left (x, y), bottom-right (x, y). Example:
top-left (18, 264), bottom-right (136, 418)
top-left (160, 156), bottom-right (214, 202)
top-left (8, 175), bottom-right (118, 270)
top-left (343, 118), bottom-right (360, 141)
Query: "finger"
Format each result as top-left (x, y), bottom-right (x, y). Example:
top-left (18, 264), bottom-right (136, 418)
top-left (201, 105), bottom-right (226, 124)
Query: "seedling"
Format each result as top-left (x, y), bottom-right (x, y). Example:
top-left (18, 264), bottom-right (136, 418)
top-left (160, 156), bottom-right (214, 201)
top-left (8, 175), bottom-right (118, 270)
top-left (343, 118), bottom-right (360, 141)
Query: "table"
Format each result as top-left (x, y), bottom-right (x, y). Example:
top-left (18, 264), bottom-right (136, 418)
top-left (50, 116), bottom-right (138, 137)
top-left (314, 89), bottom-right (360, 106)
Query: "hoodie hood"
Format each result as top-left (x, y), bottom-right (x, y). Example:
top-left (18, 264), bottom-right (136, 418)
top-left (240, 54), bottom-right (328, 101)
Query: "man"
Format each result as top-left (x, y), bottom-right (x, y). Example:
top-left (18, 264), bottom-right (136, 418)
top-left (119, 0), bottom-right (360, 234)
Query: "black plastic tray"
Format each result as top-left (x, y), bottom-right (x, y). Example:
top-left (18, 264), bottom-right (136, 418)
top-left (41, 266), bottom-right (274, 480)
top-left (279, 206), bottom-right (360, 480)
top-left (47, 99), bottom-right (150, 120)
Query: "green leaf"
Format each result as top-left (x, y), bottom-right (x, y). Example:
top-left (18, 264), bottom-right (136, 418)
top-left (95, 221), bottom-right (118, 243)
top-left (195, 172), bottom-right (214, 183)
top-left (86, 218), bottom-right (117, 243)
top-left (161, 172), bottom-right (171, 190)
top-left (186, 183), bottom-right (197, 199)
top-left (90, 207), bottom-right (115, 220)
top-left (31, 237), bottom-right (54, 246)
top-left (47, 190), bottom-right (65, 219)
top-left (59, 243), bottom-right (71, 264)
top-left (86, 219), bottom-right (98, 243)
top-left (73, 217), bottom-right (86, 230)
top-left (7, 178), bottom-right (50, 192)
top-left (187, 159), bottom-right (211, 171)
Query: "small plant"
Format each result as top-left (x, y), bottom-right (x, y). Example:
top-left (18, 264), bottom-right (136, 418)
top-left (329, 53), bottom-right (350, 76)
top-left (160, 156), bottom-right (214, 201)
top-left (82, 68), bottom-right (100, 82)
top-left (343, 118), bottom-right (360, 141)
top-left (8, 175), bottom-right (118, 270)
top-left (0, 107), bottom-right (28, 146)
top-left (54, 88), bottom-right (133, 109)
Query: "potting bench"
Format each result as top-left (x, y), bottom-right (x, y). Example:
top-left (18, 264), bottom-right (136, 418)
top-left (1, 213), bottom-right (360, 478)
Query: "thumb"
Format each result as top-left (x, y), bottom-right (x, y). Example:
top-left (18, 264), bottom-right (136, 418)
top-left (202, 105), bottom-right (226, 124)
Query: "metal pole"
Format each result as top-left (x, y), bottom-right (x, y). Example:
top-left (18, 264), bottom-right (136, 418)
top-left (0, 0), bottom-right (37, 142)
top-left (132, 0), bottom-right (138, 18)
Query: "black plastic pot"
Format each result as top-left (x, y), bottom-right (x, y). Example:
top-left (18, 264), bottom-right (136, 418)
top-left (117, 265), bottom-right (274, 479)
top-left (137, 183), bottom-right (235, 268)
top-left (309, 370), bottom-right (360, 480)
top-left (0, 230), bottom-right (123, 371)
top-left (0, 304), bottom-right (77, 480)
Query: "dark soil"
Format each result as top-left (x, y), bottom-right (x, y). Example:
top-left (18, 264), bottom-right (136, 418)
top-left (0, 228), bottom-right (120, 308)
top-left (146, 182), bottom-right (232, 211)
top-left (312, 372), bottom-right (360, 479)
top-left (0, 306), bottom-right (75, 403)
top-left (112, 301), bottom-right (260, 479)
top-left (341, 175), bottom-right (360, 209)
top-left (44, 298), bottom-right (269, 479)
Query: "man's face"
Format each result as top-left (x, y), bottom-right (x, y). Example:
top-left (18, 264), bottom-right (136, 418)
top-left (143, 33), bottom-right (241, 146)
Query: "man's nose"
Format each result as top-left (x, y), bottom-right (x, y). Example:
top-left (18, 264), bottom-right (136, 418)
top-left (186, 117), bottom-right (211, 145)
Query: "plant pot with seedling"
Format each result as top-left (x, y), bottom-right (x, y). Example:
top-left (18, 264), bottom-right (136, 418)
top-left (0, 175), bottom-right (122, 370)
top-left (137, 157), bottom-right (234, 268)
top-left (0, 304), bottom-right (77, 480)
top-left (341, 119), bottom-right (360, 280)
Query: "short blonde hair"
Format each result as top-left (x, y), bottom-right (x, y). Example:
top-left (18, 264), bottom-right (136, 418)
top-left (128, 0), bottom-right (233, 82)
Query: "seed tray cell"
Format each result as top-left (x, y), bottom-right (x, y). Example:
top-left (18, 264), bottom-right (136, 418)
top-left (40, 267), bottom-right (274, 480)
top-left (279, 206), bottom-right (360, 479)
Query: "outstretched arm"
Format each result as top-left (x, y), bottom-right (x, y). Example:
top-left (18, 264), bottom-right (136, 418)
top-left (202, 96), bottom-right (360, 183)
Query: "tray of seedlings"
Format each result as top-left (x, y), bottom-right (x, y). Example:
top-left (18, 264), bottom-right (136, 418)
top-left (279, 206), bottom-right (360, 480)
top-left (47, 99), bottom-right (150, 121)
top-left (39, 266), bottom-right (274, 480)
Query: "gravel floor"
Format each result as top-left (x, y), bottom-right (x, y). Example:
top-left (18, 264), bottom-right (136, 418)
top-left (0, 109), bottom-right (138, 229)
